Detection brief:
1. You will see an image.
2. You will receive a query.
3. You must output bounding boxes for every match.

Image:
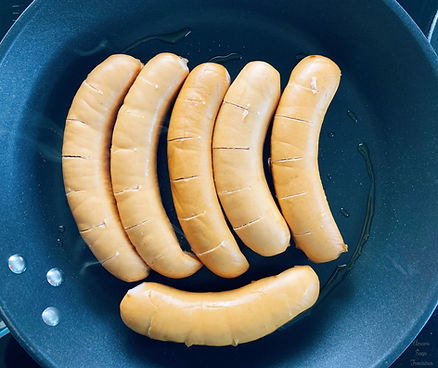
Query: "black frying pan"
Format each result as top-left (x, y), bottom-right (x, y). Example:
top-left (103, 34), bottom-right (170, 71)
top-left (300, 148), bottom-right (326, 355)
top-left (0, 0), bottom-right (437, 367)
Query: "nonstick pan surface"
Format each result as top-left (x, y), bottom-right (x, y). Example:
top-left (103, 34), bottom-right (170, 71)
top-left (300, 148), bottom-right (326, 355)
top-left (0, 0), bottom-right (437, 367)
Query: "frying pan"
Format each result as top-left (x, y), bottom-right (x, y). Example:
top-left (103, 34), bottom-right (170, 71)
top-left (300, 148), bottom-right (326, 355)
top-left (0, 0), bottom-right (437, 367)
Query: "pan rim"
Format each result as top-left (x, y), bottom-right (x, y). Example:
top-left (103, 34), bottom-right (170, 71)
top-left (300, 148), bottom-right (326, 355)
top-left (0, 0), bottom-right (437, 367)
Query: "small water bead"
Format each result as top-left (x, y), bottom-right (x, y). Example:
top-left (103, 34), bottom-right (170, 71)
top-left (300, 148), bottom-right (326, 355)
top-left (327, 132), bottom-right (335, 138)
top-left (340, 208), bottom-right (350, 217)
top-left (121, 27), bottom-right (191, 53)
top-left (75, 39), bottom-right (109, 57)
top-left (327, 174), bottom-right (333, 181)
top-left (208, 52), bottom-right (242, 64)
top-left (46, 268), bottom-right (64, 287)
top-left (8, 254), bottom-right (26, 274)
top-left (42, 307), bottom-right (60, 327)
top-left (58, 225), bottom-right (65, 233)
top-left (347, 109), bottom-right (359, 123)
top-left (56, 238), bottom-right (63, 246)
top-left (358, 142), bottom-right (367, 152)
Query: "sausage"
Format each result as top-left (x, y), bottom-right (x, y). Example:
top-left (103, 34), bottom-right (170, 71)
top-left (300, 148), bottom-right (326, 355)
top-left (168, 63), bottom-right (249, 278)
top-left (212, 61), bottom-right (290, 257)
top-left (62, 54), bottom-right (149, 282)
top-left (111, 53), bottom-right (202, 278)
top-left (271, 55), bottom-right (348, 263)
top-left (120, 265), bottom-right (319, 346)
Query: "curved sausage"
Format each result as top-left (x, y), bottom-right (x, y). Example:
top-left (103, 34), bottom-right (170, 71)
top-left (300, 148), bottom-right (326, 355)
top-left (212, 61), bottom-right (290, 257)
top-left (120, 265), bottom-right (319, 346)
top-left (62, 54), bottom-right (149, 282)
top-left (111, 53), bottom-right (202, 279)
top-left (168, 63), bottom-right (249, 278)
top-left (271, 55), bottom-right (348, 263)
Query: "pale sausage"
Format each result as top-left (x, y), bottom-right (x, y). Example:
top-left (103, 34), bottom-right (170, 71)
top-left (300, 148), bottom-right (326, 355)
top-left (212, 61), bottom-right (290, 256)
top-left (271, 55), bottom-right (348, 263)
top-left (120, 265), bottom-right (319, 346)
top-left (111, 53), bottom-right (202, 278)
top-left (62, 54), bottom-right (149, 282)
top-left (168, 63), bottom-right (249, 278)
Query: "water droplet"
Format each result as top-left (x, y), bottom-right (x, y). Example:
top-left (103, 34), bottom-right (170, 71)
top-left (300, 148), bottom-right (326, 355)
top-left (79, 260), bottom-right (101, 274)
top-left (328, 132), bottom-right (335, 138)
top-left (56, 238), bottom-right (63, 246)
top-left (42, 307), bottom-right (60, 327)
top-left (208, 52), bottom-right (242, 64)
top-left (75, 39), bottom-right (109, 57)
top-left (347, 109), bottom-right (359, 123)
top-left (340, 208), bottom-right (350, 217)
top-left (8, 254), bottom-right (26, 274)
top-left (327, 174), bottom-right (333, 181)
top-left (46, 268), bottom-right (64, 287)
top-left (120, 27), bottom-right (191, 53)
top-left (155, 84), bottom-right (159, 89)
top-left (58, 225), bottom-right (65, 233)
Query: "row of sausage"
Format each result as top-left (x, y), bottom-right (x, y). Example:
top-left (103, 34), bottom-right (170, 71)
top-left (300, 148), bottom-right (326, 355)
top-left (62, 53), bottom-right (345, 346)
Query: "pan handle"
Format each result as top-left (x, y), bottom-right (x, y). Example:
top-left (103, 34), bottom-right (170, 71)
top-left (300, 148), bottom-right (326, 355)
top-left (0, 320), bottom-right (9, 338)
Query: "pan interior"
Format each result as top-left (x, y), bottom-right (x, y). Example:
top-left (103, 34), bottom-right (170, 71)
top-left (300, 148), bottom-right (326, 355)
top-left (0, 1), bottom-right (437, 368)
